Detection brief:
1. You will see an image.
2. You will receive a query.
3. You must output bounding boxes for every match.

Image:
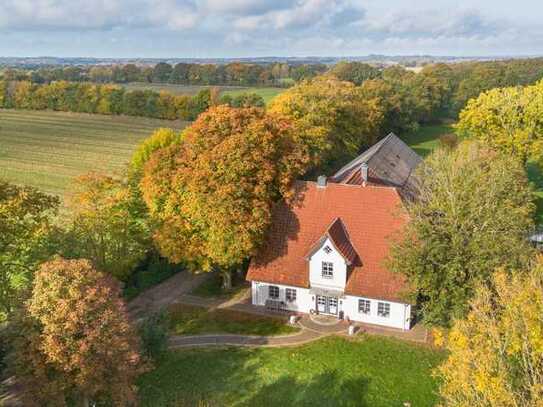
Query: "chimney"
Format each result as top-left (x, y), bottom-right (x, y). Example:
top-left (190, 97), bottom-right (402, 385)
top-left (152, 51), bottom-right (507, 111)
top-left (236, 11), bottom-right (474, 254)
top-left (360, 163), bottom-right (369, 186)
top-left (317, 175), bottom-right (327, 188)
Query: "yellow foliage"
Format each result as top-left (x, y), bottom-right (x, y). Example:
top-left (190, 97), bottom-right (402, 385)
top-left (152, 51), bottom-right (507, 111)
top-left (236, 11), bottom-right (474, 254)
top-left (437, 257), bottom-right (543, 406)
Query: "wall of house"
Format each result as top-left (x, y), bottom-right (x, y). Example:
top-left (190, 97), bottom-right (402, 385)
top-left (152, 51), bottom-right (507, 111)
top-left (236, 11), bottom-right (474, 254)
top-left (251, 281), bottom-right (313, 312)
top-left (308, 237), bottom-right (347, 291)
top-left (251, 281), bottom-right (412, 330)
top-left (341, 295), bottom-right (412, 330)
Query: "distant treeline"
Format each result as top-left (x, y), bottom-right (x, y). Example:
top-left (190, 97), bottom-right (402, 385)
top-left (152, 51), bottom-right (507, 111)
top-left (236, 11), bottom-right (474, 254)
top-left (330, 58), bottom-right (543, 118)
top-left (0, 62), bottom-right (328, 88)
top-left (0, 80), bottom-right (263, 121)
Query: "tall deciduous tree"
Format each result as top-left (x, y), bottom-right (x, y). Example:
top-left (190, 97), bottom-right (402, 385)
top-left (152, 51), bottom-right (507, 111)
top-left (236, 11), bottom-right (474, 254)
top-left (268, 76), bottom-right (385, 173)
top-left (141, 106), bottom-right (310, 275)
top-left (66, 173), bottom-right (149, 281)
top-left (11, 258), bottom-right (143, 406)
top-left (0, 180), bottom-right (59, 319)
top-left (456, 80), bottom-right (543, 166)
top-left (437, 258), bottom-right (543, 406)
top-left (129, 127), bottom-right (184, 179)
top-left (388, 142), bottom-right (536, 326)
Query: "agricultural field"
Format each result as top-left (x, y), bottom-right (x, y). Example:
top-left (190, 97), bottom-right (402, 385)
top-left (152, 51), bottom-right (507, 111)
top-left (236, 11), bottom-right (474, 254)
top-left (138, 336), bottom-right (444, 407)
top-left (122, 82), bottom-right (285, 104)
top-left (0, 109), bottom-right (187, 197)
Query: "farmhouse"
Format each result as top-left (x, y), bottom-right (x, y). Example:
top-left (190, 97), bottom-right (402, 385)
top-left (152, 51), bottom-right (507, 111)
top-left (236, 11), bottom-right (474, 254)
top-left (247, 133), bottom-right (421, 330)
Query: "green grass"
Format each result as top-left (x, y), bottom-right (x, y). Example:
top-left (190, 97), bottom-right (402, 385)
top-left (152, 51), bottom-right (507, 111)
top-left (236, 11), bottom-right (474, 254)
top-left (221, 87), bottom-right (284, 105)
top-left (138, 336), bottom-right (444, 407)
top-left (122, 82), bottom-right (217, 96)
top-left (405, 123), bottom-right (454, 157)
top-left (167, 304), bottom-right (299, 337)
top-left (0, 109), bottom-right (188, 197)
top-left (122, 82), bottom-right (285, 104)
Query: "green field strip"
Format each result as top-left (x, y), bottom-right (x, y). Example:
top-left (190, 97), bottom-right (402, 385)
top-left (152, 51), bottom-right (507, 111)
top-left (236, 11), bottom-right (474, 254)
top-left (0, 132), bottom-right (144, 153)
top-left (0, 115), bottom-right (171, 135)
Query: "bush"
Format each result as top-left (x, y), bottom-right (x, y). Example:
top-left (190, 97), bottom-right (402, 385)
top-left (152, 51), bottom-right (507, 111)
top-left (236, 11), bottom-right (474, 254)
top-left (139, 311), bottom-right (169, 360)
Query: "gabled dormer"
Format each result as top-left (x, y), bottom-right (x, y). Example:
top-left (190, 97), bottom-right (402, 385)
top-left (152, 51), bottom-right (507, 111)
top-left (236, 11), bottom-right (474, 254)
top-left (305, 218), bottom-right (359, 291)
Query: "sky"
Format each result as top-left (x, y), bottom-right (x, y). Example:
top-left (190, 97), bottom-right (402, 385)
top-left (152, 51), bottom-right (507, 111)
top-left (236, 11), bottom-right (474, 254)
top-left (0, 0), bottom-right (542, 58)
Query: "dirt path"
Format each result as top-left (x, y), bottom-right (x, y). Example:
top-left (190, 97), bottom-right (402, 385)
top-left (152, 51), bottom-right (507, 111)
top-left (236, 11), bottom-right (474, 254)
top-left (127, 271), bottom-right (211, 319)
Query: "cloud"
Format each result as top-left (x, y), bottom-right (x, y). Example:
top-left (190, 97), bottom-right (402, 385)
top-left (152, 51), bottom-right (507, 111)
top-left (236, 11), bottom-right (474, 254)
top-left (0, 0), bottom-right (541, 57)
top-left (361, 8), bottom-right (503, 39)
top-left (0, 0), bottom-right (199, 31)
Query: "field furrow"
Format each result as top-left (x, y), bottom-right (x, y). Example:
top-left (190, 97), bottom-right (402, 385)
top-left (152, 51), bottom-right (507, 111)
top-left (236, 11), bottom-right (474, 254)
top-left (0, 109), bottom-right (188, 197)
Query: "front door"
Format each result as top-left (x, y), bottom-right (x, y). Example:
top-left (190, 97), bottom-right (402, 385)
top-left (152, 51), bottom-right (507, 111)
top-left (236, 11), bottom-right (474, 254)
top-left (317, 296), bottom-right (327, 313)
top-left (316, 295), bottom-right (338, 315)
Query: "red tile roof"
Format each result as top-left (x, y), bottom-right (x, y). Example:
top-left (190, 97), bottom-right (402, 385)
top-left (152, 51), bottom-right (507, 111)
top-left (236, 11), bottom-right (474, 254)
top-left (247, 181), bottom-right (410, 302)
top-left (305, 217), bottom-right (359, 265)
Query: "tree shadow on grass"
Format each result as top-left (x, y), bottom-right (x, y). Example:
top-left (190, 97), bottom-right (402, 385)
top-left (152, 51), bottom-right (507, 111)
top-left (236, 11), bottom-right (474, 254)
top-left (245, 371), bottom-right (369, 407)
top-left (138, 347), bottom-right (370, 407)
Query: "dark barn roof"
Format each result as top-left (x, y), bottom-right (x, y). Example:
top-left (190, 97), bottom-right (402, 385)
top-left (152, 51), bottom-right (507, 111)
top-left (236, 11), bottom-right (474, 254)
top-left (331, 133), bottom-right (422, 198)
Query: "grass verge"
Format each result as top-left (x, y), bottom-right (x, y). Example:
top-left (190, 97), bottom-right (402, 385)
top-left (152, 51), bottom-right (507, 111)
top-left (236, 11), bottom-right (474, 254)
top-left (138, 336), bottom-right (444, 406)
top-left (167, 304), bottom-right (299, 337)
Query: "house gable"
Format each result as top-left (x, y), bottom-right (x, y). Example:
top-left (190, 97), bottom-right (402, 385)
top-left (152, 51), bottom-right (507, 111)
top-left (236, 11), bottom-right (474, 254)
top-left (308, 236), bottom-right (348, 292)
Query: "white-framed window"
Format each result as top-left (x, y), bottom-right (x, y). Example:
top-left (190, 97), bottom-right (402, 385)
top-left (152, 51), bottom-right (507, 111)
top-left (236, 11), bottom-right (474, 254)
top-left (286, 288), bottom-right (297, 302)
top-left (377, 302), bottom-right (390, 318)
top-left (322, 262), bottom-right (334, 279)
top-left (268, 285), bottom-right (279, 299)
top-left (323, 245), bottom-right (332, 254)
top-left (358, 299), bottom-right (371, 314)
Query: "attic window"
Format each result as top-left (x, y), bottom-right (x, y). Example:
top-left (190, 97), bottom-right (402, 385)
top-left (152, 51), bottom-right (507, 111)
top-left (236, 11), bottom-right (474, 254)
top-left (323, 245), bottom-right (332, 254)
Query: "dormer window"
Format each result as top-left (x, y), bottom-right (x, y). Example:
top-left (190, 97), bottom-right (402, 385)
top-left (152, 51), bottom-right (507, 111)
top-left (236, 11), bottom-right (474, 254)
top-left (323, 245), bottom-right (332, 254)
top-left (322, 262), bottom-right (334, 279)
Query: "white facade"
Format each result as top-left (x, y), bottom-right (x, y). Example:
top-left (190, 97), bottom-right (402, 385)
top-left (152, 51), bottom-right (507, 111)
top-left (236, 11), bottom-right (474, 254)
top-left (250, 239), bottom-right (412, 330)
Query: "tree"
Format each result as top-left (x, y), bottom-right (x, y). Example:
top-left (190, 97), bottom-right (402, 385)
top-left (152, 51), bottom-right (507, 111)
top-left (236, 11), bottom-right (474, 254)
top-left (11, 258), bottom-right (143, 406)
top-left (66, 173), bottom-right (149, 281)
top-left (130, 127), bottom-right (184, 178)
top-left (268, 76), bottom-right (385, 174)
top-left (141, 106), bottom-right (310, 281)
top-left (456, 80), bottom-right (543, 166)
top-left (330, 61), bottom-right (381, 85)
top-left (388, 142), bottom-right (536, 326)
top-left (152, 62), bottom-right (173, 83)
top-left (0, 180), bottom-right (59, 319)
top-left (437, 258), bottom-right (543, 406)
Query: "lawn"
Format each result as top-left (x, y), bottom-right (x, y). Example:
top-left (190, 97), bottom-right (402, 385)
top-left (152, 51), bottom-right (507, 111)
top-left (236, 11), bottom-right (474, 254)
top-left (221, 87), bottom-right (284, 105)
top-left (0, 109), bottom-right (187, 197)
top-left (122, 82), bottom-right (285, 104)
top-left (167, 304), bottom-right (298, 337)
top-left (138, 336), bottom-right (444, 407)
top-left (405, 123), bottom-right (454, 158)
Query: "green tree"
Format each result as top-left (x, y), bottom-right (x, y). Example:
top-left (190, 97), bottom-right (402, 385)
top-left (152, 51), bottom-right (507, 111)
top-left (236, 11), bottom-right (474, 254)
top-left (456, 80), bottom-right (543, 166)
top-left (10, 258), bottom-right (143, 406)
top-left (0, 181), bottom-right (59, 319)
top-left (388, 142), bottom-right (536, 326)
top-left (437, 258), bottom-right (543, 406)
top-left (65, 173), bottom-right (149, 281)
top-left (130, 127), bottom-right (184, 178)
top-left (152, 62), bottom-right (173, 83)
top-left (330, 61), bottom-right (381, 85)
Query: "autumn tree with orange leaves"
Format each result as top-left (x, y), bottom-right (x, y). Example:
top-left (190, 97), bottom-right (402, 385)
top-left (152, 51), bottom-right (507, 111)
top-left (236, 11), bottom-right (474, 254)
top-left (141, 106), bottom-right (310, 284)
top-left (10, 258), bottom-right (143, 406)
